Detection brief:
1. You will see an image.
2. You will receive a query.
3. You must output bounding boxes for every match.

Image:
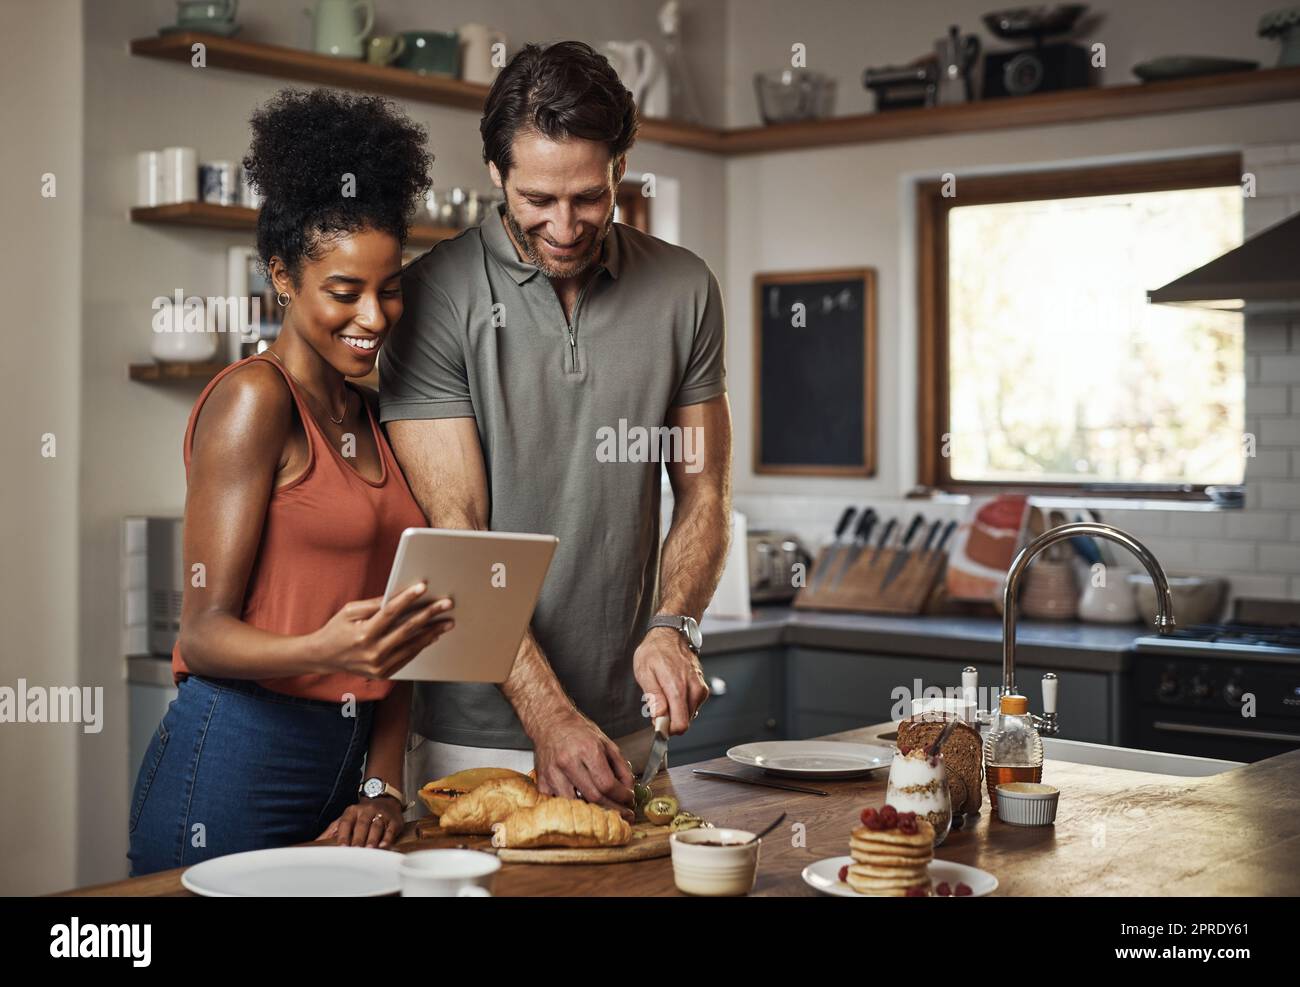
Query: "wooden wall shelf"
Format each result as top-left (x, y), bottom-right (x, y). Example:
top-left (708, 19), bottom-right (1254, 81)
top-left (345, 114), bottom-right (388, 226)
top-left (130, 201), bottom-right (461, 247)
top-left (129, 33), bottom-right (728, 154)
top-left (129, 360), bottom-right (226, 382)
top-left (130, 33), bottom-right (1300, 156)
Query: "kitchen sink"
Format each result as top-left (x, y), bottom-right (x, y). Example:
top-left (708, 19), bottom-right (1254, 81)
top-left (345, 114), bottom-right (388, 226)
top-left (873, 730), bottom-right (1240, 777)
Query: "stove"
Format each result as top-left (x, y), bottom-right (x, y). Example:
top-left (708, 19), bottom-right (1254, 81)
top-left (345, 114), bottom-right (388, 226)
top-left (1129, 600), bottom-right (1300, 762)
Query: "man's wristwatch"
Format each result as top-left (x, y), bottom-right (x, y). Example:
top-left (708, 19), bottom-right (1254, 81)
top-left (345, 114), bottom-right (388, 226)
top-left (647, 614), bottom-right (703, 655)
top-left (359, 777), bottom-right (405, 805)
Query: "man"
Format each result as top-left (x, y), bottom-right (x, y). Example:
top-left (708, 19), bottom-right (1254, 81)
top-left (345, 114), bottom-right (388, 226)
top-left (379, 41), bottom-right (732, 821)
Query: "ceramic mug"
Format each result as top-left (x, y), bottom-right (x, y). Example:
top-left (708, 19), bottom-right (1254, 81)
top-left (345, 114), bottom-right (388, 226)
top-left (395, 30), bottom-right (460, 77)
top-left (458, 23), bottom-right (507, 84)
top-left (366, 34), bottom-right (406, 66)
top-left (176, 0), bottom-right (238, 27)
top-left (398, 849), bottom-right (499, 897)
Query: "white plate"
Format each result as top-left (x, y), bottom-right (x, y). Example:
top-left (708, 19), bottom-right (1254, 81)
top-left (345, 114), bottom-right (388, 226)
top-left (802, 855), bottom-right (998, 897)
top-left (180, 846), bottom-right (404, 897)
top-left (726, 740), bottom-right (892, 778)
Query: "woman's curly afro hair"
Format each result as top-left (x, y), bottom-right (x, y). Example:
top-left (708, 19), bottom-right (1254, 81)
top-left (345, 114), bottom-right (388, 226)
top-left (242, 88), bottom-right (432, 280)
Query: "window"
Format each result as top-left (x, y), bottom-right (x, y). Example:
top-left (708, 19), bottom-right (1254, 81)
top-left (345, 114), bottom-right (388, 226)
top-left (917, 155), bottom-right (1244, 496)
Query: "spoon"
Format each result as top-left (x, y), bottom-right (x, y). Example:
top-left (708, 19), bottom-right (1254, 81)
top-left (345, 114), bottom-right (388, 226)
top-left (739, 811), bottom-right (786, 845)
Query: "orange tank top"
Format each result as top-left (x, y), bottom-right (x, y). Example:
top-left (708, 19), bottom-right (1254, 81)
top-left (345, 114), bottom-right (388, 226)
top-left (171, 354), bottom-right (429, 702)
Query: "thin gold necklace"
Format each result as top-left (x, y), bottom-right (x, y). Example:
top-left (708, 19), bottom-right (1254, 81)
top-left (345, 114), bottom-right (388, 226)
top-left (265, 349), bottom-right (347, 425)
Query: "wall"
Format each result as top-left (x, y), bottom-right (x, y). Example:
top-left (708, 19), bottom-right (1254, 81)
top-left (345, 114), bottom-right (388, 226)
top-left (721, 0), bottom-right (1300, 605)
top-left (68, 0), bottom-right (727, 891)
top-left (0, 1), bottom-right (84, 896)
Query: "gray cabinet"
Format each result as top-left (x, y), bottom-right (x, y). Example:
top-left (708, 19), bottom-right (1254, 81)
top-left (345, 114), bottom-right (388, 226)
top-left (670, 648), bottom-right (783, 766)
top-left (785, 647), bottom-right (1115, 745)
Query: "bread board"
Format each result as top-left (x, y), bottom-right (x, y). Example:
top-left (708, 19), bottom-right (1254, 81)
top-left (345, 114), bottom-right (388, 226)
top-left (497, 820), bottom-right (673, 864)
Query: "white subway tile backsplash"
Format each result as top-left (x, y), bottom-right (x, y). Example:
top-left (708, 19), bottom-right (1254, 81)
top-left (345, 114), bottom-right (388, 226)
top-left (1140, 536), bottom-right (1198, 570)
top-left (1260, 544), bottom-right (1300, 572)
top-left (1224, 510), bottom-right (1291, 540)
top-left (1244, 319), bottom-right (1292, 354)
top-left (1259, 481), bottom-right (1300, 510)
top-left (1165, 512), bottom-right (1225, 538)
top-left (1258, 354), bottom-right (1300, 384)
top-left (1253, 163), bottom-right (1300, 195)
top-left (1247, 449), bottom-right (1293, 477)
top-left (1228, 573), bottom-right (1291, 600)
top-left (1193, 540), bottom-right (1257, 571)
top-left (1246, 385), bottom-right (1290, 415)
top-left (1291, 514), bottom-right (1300, 541)
top-left (1289, 577), bottom-right (1300, 601)
top-left (1258, 417), bottom-right (1300, 447)
top-left (1098, 508), bottom-right (1166, 535)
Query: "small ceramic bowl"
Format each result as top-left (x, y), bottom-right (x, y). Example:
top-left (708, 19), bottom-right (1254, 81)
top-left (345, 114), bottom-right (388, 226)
top-left (669, 828), bottom-right (760, 896)
top-left (995, 782), bottom-right (1060, 826)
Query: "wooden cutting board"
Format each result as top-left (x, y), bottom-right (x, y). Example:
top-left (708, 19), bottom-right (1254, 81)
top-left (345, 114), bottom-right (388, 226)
top-left (410, 817), bottom-right (674, 864)
top-left (496, 820), bottom-right (674, 864)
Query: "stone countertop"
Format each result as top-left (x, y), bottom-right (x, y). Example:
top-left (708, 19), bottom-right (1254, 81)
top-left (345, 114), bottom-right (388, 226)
top-left (701, 605), bottom-right (1146, 673)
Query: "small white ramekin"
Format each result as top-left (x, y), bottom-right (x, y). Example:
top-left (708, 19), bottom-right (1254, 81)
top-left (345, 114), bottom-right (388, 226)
top-left (669, 828), bottom-right (761, 896)
top-left (995, 783), bottom-right (1060, 826)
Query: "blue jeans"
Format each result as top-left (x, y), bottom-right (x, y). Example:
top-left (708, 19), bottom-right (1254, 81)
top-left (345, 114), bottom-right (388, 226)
top-left (127, 675), bottom-right (376, 877)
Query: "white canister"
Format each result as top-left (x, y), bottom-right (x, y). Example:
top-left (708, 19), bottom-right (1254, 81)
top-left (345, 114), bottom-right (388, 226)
top-left (1078, 566), bottom-right (1139, 623)
top-left (160, 146), bottom-right (198, 203)
top-left (459, 23), bottom-right (507, 85)
top-left (136, 151), bottom-right (164, 207)
top-left (200, 161), bottom-right (238, 206)
top-left (151, 295), bottom-right (219, 363)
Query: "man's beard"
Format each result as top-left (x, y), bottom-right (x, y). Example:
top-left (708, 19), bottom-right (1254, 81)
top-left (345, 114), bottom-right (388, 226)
top-left (502, 199), bottom-right (615, 280)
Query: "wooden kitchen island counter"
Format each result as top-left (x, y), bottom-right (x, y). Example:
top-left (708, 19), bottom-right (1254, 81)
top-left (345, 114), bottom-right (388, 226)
top-left (56, 724), bottom-right (1300, 897)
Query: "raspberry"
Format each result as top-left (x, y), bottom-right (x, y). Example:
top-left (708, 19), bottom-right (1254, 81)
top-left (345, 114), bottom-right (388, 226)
top-left (901, 811), bottom-right (917, 823)
top-left (955, 882), bottom-right (973, 896)
top-left (860, 807), bottom-right (878, 826)
top-left (898, 817), bottom-right (918, 835)
top-left (838, 864), bottom-right (849, 882)
top-left (880, 805), bottom-right (898, 827)
top-left (935, 881), bottom-right (951, 896)
top-left (898, 744), bottom-right (911, 755)
top-left (905, 884), bottom-right (928, 897)
top-left (864, 815), bottom-right (885, 831)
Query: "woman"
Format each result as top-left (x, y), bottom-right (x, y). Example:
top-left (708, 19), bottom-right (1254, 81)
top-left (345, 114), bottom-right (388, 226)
top-left (128, 89), bottom-right (450, 875)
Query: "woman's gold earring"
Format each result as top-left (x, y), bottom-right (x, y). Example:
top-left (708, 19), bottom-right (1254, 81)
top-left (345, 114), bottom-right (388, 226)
top-left (276, 291), bottom-right (290, 307)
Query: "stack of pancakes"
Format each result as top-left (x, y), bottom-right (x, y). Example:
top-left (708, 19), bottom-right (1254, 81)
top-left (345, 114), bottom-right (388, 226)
top-left (846, 816), bottom-right (935, 896)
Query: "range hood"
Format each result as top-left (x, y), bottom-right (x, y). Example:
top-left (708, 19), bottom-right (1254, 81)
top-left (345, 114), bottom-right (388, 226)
top-left (1147, 211), bottom-right (1300, 316)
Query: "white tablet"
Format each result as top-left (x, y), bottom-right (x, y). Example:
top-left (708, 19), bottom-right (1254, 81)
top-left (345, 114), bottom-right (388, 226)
top-left (380, 528), bottom-right (558, 682)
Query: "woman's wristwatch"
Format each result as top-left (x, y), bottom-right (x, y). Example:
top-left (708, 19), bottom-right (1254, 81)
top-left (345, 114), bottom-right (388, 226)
top-left (647, 614), bottom-right (703, 655)
top-left (359, 777), bottom-right (405, 806)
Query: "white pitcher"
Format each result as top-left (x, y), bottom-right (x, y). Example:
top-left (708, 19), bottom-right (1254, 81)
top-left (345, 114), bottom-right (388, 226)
top-left (600, 40), bottom-right (665, 116)
top-left (305, 0), bottom-right (374, 59)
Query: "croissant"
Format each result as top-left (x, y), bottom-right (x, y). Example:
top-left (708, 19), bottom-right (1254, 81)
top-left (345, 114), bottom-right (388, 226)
top-left (439, 777), bottom-right (542, 834)
top-left (499, 797), bottom-right (632, 849)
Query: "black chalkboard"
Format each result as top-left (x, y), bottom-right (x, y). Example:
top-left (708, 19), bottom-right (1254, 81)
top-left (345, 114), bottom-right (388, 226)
top-left (753, 268), bottom-right (876, 475)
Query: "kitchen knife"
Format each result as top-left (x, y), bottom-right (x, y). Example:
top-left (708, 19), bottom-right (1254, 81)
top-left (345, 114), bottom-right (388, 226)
top-left (809, 506), bottom-right (857, 592)
top-left (863, 516), bottom-right (899, 570)
top-left (879, 514), bottom-right (934, 592)
top-left (929, 519), bottom-right (958, 560)
top-left (639, 715), bottom-right (671, 789)
top-left (825, 508), bottom-right (878, 591)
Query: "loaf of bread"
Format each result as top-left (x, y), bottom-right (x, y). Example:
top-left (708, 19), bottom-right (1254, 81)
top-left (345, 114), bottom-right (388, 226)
top-left (895, 713), bottom-right (983, 815)
top-left (438, 776), bottom-right (543, 834)
top-left (498, 797), bottom-right (632, 849)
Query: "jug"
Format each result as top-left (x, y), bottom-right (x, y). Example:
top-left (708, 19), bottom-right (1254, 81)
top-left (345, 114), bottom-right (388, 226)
top-left (305, 0), bottom-right (374, 59)
top-left (601, 41), bottom-right (664, 116)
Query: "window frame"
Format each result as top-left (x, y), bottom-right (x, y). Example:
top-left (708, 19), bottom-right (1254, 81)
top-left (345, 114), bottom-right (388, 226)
top-left (915, 152), bottom-right (1243, 499)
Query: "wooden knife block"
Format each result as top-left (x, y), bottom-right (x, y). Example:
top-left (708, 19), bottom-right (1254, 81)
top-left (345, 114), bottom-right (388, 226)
top-left (795, 544), bottom-right (948, 615)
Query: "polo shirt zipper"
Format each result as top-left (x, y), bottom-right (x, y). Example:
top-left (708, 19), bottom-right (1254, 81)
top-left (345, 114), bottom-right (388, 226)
top-left (566, 280), bottom-right (594, 373)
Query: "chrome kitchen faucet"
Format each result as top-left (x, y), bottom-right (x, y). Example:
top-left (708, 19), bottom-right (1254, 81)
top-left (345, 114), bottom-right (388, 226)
top-left (989, 521), bottom-right (1177, 737)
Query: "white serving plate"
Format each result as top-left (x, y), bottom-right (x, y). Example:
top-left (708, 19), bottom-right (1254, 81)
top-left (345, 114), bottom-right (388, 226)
top-left (726, 740), bottom-right (892, 778)
top-left (181, 845), bottom-right (403, 897)
top-left (802, 855), bottom-right (998, 898)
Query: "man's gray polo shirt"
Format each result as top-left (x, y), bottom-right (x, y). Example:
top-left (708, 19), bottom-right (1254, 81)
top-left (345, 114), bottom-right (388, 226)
top-left (379, 206), bottom-right (726, 749)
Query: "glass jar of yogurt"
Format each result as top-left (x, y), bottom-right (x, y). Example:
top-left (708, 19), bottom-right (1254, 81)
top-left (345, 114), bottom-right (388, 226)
top-left (885, 747), bottom-right (953, 846)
